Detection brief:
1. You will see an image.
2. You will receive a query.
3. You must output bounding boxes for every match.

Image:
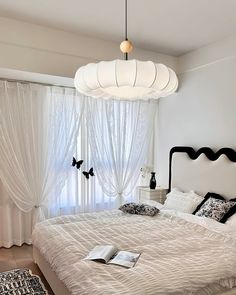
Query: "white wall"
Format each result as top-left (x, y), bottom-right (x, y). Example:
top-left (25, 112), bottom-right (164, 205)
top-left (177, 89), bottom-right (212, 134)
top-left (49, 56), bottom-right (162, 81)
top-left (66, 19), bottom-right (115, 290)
top-left (0, 17), bottom-right (177, 80)
top-left (156, 36), bottom-right (236, 187)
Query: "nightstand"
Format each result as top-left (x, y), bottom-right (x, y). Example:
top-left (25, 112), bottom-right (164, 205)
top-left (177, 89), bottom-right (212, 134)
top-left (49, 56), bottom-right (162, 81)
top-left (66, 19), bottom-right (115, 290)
top-left (136, 186), bottom-right (168, 204)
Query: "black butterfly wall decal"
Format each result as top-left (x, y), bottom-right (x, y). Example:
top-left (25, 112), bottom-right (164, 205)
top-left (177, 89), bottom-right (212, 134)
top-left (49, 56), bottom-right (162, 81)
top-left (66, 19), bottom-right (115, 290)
top-left (82, 168), bottom-right (95, 179)
top-left (72, 157), bottom-right (83, 170)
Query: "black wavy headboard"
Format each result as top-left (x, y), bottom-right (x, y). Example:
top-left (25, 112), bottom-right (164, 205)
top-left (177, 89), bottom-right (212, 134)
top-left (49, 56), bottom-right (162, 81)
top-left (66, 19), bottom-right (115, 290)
top-left (168, 146), bottom-right (236, 192)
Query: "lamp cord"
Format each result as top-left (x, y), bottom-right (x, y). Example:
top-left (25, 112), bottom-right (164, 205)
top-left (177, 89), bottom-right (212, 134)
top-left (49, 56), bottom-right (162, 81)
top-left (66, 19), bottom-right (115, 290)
top-left (124, 0), bottom-right (128, 60)
top-left (125, 0), bottom-right (128, 40)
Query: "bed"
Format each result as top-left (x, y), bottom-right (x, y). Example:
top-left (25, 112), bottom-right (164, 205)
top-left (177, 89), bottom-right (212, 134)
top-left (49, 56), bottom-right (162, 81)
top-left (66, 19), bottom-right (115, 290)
top-left (33, 146), bottom-right (236, 295)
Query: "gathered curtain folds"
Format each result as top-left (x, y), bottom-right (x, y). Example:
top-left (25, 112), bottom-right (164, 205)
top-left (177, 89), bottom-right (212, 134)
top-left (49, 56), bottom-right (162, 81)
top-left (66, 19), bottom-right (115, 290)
top-left (0, 83), bottom-right (156, 247)
top-left (0, 81), bottom-right (84, 225)
top-left (86, 97), bottom-right (157, 204)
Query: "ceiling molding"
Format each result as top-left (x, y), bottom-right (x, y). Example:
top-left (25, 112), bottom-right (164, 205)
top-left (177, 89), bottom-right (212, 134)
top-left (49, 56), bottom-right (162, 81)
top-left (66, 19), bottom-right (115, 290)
top-left (178, 35), bottom-right (236, 74)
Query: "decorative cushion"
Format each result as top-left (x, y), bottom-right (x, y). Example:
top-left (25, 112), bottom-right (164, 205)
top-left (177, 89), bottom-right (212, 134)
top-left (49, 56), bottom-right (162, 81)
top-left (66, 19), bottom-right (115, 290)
top-left (192, 192), bottom-right (224, 214)
top-left (194, 192), bottom-right (236, 223)
top-left (119, 203), bottom-right (159, 216)
top-left (221, 200), bottom-right (236, 223)
top-left (162, 188), bottom-right (204, 213)
top-left (135, 204), bottom-right (159, 216)
top-left (119, 202), bottom-right (137, 214)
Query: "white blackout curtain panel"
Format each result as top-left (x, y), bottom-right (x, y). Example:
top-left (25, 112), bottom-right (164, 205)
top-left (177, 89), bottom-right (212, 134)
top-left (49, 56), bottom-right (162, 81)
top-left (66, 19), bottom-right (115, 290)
top-left (86, 97), bottom-right (157, 204)
top-left (0, 81), bottom-right (84, 243)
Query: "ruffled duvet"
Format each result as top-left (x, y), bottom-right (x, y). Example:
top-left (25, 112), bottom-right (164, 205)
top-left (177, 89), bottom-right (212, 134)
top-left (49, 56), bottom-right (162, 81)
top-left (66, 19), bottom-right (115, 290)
top-left (32, 209), bottom-right (236, 295)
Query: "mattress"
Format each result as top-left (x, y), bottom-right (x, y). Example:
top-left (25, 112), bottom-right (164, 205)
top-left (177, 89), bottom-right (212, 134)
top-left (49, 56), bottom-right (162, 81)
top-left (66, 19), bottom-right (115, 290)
top-left (32, 210), bottom-right (236, 295)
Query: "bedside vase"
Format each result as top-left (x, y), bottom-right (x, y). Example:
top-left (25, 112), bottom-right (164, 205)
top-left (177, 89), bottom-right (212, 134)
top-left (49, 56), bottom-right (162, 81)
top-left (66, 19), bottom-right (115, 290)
top-left (149, 172), bottom-right (156, 189)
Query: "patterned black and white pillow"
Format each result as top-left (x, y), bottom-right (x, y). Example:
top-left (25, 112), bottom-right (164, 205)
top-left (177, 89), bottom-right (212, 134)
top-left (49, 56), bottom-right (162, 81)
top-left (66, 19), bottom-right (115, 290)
top-left (119, 202), bottom-right (137, 214)
top-left (194, 193), bottom-right (236, 223)
top-left (119, 203), bottom-right (159, 216)
top-left (135, 204), bottom-right (159, 216)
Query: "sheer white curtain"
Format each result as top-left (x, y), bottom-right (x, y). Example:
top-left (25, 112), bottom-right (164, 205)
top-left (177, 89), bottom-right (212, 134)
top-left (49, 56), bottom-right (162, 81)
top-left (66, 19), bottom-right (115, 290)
top-left (48, 111), bottom-right (118, 217)
top-left (85, 97), bottom-right (157, 205)
top-left (0, 81), bottom-right (84, 247)
top-left (48, 96), bottom-right (155, 217)
top-left (0, 182), bottom-right (32, 248)
top-left (0, 84), bottom-right (156, 248)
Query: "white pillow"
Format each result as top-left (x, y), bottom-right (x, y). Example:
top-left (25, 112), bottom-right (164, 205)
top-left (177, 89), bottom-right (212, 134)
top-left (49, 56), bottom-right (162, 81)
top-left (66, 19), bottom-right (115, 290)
top-left (162, 188), bottom-right (204, 214)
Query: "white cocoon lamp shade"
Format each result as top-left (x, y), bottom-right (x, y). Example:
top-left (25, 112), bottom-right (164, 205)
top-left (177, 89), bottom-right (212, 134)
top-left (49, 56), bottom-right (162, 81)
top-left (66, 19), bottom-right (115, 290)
top-left (74, 59), bottom-right (178, 100)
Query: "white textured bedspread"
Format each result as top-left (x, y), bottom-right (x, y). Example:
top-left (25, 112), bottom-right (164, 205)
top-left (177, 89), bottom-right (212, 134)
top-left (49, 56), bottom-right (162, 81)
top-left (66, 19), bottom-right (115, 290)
top-left (32, 210), bottom-right (236, 295)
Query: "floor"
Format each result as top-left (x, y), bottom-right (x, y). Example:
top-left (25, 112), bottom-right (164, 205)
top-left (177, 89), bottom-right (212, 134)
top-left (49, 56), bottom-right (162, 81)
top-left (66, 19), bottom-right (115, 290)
top-left (0, 244), bottom-right (54, 294)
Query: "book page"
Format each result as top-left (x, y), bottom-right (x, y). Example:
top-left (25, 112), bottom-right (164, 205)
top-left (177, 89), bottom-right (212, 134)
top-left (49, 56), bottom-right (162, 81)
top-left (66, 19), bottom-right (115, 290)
top-left (108, 251), bottom-right (141, 268)
top-left (84, 245), bottom-right (118, 263)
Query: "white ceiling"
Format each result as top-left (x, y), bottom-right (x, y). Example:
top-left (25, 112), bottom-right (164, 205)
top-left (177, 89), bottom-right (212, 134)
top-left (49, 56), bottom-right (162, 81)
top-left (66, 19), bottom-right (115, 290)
top-left (0, 0), bottom-right (236, 56)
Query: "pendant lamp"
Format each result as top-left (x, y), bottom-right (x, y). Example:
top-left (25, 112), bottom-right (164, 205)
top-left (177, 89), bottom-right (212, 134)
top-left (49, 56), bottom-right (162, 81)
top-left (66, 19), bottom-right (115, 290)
top-left (74, 0), bottom-right (178, 100)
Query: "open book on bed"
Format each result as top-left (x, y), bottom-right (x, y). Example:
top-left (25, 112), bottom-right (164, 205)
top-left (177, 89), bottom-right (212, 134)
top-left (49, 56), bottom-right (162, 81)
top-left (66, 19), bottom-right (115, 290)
top-left (85, 245), bottom-right (141, 268)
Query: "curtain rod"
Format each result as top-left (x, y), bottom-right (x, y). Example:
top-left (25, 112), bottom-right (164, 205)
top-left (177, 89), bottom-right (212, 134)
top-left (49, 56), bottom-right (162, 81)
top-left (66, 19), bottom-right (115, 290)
top-left (0, 77), bottom-right (76, 89)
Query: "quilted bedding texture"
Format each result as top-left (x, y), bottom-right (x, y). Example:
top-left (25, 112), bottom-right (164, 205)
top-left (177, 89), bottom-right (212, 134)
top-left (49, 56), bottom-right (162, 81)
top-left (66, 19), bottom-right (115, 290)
top-left (32, 210), bottom-right (236, 295)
